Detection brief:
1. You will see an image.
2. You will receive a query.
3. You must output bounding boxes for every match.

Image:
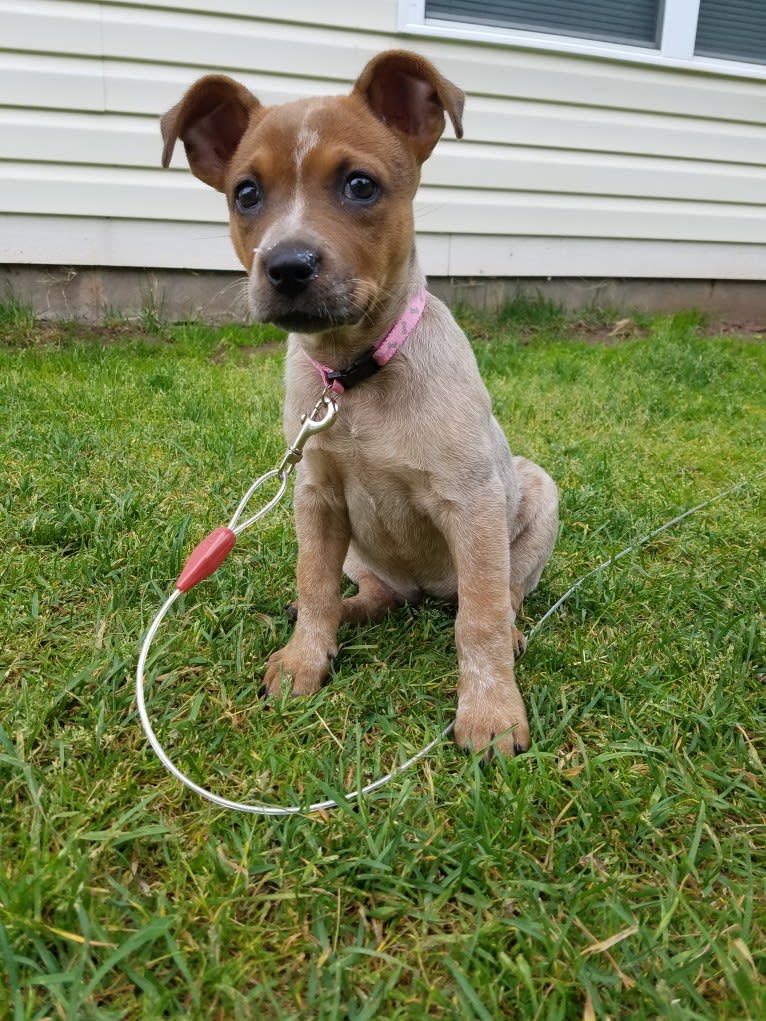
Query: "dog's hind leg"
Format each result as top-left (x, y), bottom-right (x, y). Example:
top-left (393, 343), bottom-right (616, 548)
top-left (287, 556), bottom-right (405, 626)
top-left (286, 570), bottom-right (402, 626)
top-left (507, 456), bottom-right (559, 654)
top-left (340, 570), bottom-right (404, 625)
top-left (510, 584), bottom-right (527, 658)
top-left (340, 549), bottom-right (404, 625)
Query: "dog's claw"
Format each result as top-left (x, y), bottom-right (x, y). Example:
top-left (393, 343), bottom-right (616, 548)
top-left (512, 627), bottom-right (527, 660)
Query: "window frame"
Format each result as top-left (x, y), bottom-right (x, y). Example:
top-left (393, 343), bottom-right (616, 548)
top-left (398, 0), bottom-right (766, 81)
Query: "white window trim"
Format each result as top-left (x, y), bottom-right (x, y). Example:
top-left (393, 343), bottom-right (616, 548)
top-left (398, 0), bottom-right (766, 81)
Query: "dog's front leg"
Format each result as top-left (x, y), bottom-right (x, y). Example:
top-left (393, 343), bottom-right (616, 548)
top-left (445, 485), bottom-right (531, 760)
top-left (263, 485), bottom-right (349, 696)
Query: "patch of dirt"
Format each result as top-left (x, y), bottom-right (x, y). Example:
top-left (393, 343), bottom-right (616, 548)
top-left (569, 316), bottom-right (764, 345)
top-left (209, 340), bottom-right (283, 364)
top-left (570, 317), bottom-right (649, 345)
top-left (0, 320), bottom-right (286, 355)
top-left (0, 319), bottom-right (169, 348)
top-left (703, 320), bottom-right (766, 339)
top-left (533, 316), bottom-right (764, 346)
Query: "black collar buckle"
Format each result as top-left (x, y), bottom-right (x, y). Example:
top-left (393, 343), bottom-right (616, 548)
top-left (326, 346), bottom-right (382, 391)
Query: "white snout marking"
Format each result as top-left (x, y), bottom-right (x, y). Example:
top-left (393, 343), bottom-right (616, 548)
top-left (257, 100), bottom-right (327, 252)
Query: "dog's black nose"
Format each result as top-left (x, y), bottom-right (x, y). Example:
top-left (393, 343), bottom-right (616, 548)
top-left (265, 244), bottom-right (320, 296)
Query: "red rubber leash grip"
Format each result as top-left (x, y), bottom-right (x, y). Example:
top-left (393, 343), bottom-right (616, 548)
top-left (175, 527), bottom-right (237, 593)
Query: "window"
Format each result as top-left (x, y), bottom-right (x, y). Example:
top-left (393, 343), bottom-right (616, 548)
top-left (695, 0), bottom-right (766, 66)
top-left (426, 1), bottom-right (663, 48)
top-left (399, 0), bottom-right (766, 79)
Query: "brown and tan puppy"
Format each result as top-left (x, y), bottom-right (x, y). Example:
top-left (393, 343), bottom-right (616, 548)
top-left (161, 51), bottom-right (559, 759)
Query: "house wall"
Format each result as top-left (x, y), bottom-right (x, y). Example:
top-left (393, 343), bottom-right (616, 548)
top-left (1, 0), bottom-right (765, 318)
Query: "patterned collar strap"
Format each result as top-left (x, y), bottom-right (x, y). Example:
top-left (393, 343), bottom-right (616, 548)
top-left (305, 287), bottom-right (427, 394)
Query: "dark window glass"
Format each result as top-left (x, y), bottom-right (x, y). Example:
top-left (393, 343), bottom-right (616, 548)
top-left (425, 1), bottom-right (662, 48)
top-left (695, 0), bottom-right (766, 66)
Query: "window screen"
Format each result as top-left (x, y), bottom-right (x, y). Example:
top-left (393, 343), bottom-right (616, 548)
top-left (425, 1), bottom-right (663, 47)
top-left (694, 0), bottom-right (766, 65)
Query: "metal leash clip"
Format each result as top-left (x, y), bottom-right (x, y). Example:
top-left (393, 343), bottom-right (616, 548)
top-left (277, 388), bottom-right (340, 475)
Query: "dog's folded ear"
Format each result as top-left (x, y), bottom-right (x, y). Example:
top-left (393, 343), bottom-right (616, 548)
top-left (352, 50), bottom-right (464, 162)
top-left (161, 75), bottom-right (261, 191)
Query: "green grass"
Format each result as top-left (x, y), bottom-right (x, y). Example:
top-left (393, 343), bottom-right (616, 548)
top-left (1, 299), bottom-right (764, 1020)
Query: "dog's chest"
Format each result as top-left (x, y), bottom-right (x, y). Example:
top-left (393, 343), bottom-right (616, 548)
top-left (302, 409), bottom-right (443, 530)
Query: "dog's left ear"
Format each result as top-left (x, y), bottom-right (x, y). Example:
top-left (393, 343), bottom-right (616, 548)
top-left (352, 50), bottom-right (464, 163)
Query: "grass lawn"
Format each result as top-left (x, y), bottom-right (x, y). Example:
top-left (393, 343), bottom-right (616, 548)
top-left (1, 297), bottom-right (764, 1020)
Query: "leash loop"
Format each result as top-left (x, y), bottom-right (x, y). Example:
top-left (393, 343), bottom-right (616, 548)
top-left (137, 391), bottom-right (759, 815)
top-left (136, 386), bottom-right (343, 814)
top-left (230, 389), bottom-right (339, 535)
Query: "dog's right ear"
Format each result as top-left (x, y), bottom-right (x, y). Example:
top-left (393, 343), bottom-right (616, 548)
top-left (161, 75), bottom-right (261, 191)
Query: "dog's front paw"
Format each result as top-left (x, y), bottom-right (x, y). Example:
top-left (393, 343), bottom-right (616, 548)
top-left (262, 639), bottom-right (335, 697)
top-left (454, 687), bottom-right (530, 762)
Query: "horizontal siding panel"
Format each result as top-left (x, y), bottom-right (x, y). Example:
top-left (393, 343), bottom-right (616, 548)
top-left (5, 2), bottom-right (766, 124)
top-left (413, 189), bottom-right (766, 243)
top-left (102, 63), bottom-right (346, 117)
top-left (0, 214), bottom-right (241, 270)
top-left (0, 53), bottom-right (345, 115)
top-left (100, 17), bottom-right (367, 77)
top-left (5, 110), bottom-right (766, 206)
top-left (0, 163), bottom-right (229, 222)
top-left (440, 48), bottom-right (766, 123)
top-left (2, 164), bottom-right (765, 244)
top-left (117, 0), bottom-right (397, 33)
top-left (464, 98), bottom-right (766, 165)
top-left (3, 214), bottom-right (765, 279)
top-left (0, 1), bottom-right (103, 56)
top-left (0, 53), bottom-right (104, 111)
top-left (446, 235), bottom-right (766, 277)
top-left (1, 2), bottom-right (384, 79)
top-left (428, 146), bottom-right (766, 203)
top-left (0, 109), bottom-right (158, 166)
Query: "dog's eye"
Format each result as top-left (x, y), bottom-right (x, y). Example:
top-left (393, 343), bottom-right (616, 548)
top-left (343, 174), bottom-right (378, 202)
top-left (234, 178), bottom-right (263, 212)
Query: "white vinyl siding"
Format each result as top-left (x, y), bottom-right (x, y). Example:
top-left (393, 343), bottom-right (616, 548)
top-left (1, 0), bottom-right (766, 280)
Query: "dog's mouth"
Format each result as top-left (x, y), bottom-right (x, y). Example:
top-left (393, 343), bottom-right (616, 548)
top-left (263, 306), bottom-right (363, 334)
top-left (249, 284), bottom-right (369, 335)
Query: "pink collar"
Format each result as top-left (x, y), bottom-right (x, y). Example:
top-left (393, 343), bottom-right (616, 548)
top-left (304, 287), bottom-right (427, 394)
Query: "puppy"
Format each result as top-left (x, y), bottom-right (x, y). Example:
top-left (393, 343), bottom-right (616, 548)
top-left (161, 50), bottom-right (558, 758)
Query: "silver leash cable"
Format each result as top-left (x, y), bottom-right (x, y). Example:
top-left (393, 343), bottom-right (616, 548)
top-left (136, 400), bottom-right (758, 815)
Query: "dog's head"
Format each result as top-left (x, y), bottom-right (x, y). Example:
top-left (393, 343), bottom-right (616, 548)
top-left (161, 51), bottom-right (464, 334)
